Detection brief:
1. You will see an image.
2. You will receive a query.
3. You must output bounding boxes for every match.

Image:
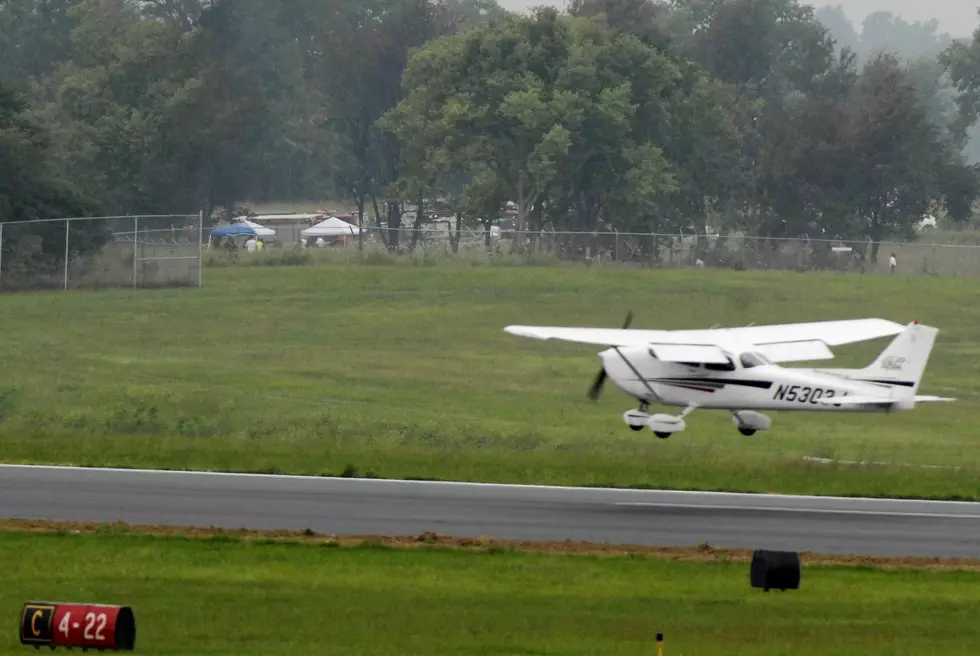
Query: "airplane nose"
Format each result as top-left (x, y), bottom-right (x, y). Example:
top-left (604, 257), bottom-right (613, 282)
top-left (597, 348), bottom-right (618, 370)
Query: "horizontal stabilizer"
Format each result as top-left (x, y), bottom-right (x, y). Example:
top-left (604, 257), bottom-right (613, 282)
top-left (756, 339), bottom-right (834, 363)
top-left (913, 395), bottom-right (956, 403)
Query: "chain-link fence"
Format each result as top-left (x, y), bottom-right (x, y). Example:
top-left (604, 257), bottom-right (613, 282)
top-left (0, 214), bottom-right (203, 293)
top-left (280, 224), bottom-right (977, 276)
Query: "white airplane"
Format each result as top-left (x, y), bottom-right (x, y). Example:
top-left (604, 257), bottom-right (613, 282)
top-left (504, 315), bottom-right (954, 438)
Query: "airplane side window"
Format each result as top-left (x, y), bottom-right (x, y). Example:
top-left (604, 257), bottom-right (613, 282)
top-left (705, 357), bottom-right (735, 372)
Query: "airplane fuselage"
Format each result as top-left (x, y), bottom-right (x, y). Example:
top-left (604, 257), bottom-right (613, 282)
top-left (599, 346), bottom-right (903, 413)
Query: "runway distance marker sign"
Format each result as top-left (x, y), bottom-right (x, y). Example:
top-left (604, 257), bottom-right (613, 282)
top-left (19, 601), bottom-right (135, 650)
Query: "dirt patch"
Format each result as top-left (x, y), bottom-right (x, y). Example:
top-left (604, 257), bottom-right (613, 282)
top-left (2, 519), bottom-right (977, 572)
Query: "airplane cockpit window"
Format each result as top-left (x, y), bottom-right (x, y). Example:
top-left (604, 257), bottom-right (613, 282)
top-left (704, 357), bottom-right (736, 372)
top-left (740, 352), bottom-right (769, 368)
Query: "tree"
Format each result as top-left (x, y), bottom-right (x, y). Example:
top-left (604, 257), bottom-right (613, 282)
top-left (814, 5), bottom-right (860, 57)
top-left (841, 54), bottom-right (973, 257)
top-left (310, 0), bottom-right (462, 251)
top-left (941, 13), bottom-right (980, 149)
top-left (0, 81), bottom-right (104, 275)
top-left (660, 0), bottom-right (840, 253)
top-left (0, 0), bottom-right (80, 84)
top-left (29, 0), bottom-right (289, 218)
top-left (859, 11), bottom-right (952, 62)
top-left (382, 8), bottom-right (743, 255)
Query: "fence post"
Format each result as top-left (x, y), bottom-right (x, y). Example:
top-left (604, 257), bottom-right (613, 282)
top-left (0, 221), bottom-right (4, 292)
top-left (198, 210), bottom-right (204, 287)
top-left (63, 218), bottom-right (70, 291)
top-left (133, 216), bottom-right (138, 289)
top-left (614, 228), bottom-right (619, 262)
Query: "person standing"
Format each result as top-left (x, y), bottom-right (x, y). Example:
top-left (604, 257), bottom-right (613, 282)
top-left (889, 252), bottom-right (896, 273)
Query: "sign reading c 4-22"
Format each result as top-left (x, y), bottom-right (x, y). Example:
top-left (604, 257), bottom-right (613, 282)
top-left (20, 603), bottom-right (55, 645)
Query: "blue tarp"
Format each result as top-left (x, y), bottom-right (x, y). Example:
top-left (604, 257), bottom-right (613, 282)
top-left (210, 224), bottom-right (256, 237)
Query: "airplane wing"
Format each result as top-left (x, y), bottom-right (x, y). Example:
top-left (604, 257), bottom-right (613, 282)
top-left (501, 326), bottom-right (733, 363)
top-left (721, 318), bottom-right (905, 348)
top-left (503, 325), bottom-right (678, 347)
top-left (503, 318), bottom-right (905, 364)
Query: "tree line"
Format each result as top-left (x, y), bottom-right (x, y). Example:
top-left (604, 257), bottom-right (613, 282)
top-left (3, 0), bottom-right (980, 261)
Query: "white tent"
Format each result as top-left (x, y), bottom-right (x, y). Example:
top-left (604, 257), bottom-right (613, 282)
top-left (301, 217), bottom-right (360, 237)
top-left (238, 219), bottom-right (276, 237)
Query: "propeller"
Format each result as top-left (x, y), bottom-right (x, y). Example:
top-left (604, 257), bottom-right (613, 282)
top-left (587, 310), bottom-right (633, 401)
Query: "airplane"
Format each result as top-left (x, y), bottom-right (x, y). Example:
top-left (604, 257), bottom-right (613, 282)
top-left (503, 315), bottom-right (954, 438)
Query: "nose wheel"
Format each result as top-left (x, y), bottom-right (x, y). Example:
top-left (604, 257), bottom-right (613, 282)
top-left (623, 403), bottom-right (698, 438)
top-left (628, 401), bottom-right (651, 430)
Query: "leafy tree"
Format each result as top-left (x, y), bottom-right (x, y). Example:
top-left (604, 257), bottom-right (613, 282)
top-left (30, 0), bottom-right (289, 218)
top-left (941, 14), bottom-right (980, 147)
top-left (382, 7), bottom-right (740, 253)
top-left (309, 0), bottom-right (472, 250)
top-left (814, 5), bottom-right (859, 56)
top-left (0, 0), bottom-right (80, 84)
top-left (0, 82), bottom-right (105, 274)
top-left (859, 11), bottom-right (952, 62)
top-left (662, 0), bottom-right (839, 252)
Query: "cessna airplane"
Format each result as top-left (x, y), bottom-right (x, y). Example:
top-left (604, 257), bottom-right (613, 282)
top-left (503, 316), bottom-right (954, 437)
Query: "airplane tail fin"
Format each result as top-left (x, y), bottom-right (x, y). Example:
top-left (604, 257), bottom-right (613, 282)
top-left (854, 321), bottom-right (938, 397)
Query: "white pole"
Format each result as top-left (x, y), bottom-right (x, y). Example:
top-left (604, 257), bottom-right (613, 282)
top-left (63, 219), bottom-right (70, 291)
top-left (133, 216), bottom-right (138, 289)
top-left (198, 210), bottom-right (204, 287)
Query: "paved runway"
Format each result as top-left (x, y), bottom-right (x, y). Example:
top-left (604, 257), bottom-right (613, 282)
top-left (2, 464), bottom-right (979, 557)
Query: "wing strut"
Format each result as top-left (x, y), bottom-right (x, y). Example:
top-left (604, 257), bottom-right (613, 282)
top-left (611, 347), bottom-right (661, 403)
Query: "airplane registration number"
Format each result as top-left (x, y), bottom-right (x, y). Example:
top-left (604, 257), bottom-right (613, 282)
top-left (772, 385), bottom-right (843, 404)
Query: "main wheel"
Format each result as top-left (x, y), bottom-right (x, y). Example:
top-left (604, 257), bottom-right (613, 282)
top-left (629, 424), bottom-right (644, 432)
top-left (654, 431), bottom-right (671, 439)
top-left (738, 427), bottom-right (756, 436)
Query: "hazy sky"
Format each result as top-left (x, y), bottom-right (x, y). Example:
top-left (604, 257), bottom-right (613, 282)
top-left (497, 0), bottom-right (980, 39)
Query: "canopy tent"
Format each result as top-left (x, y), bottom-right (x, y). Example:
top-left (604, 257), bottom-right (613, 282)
top-left (210, 220), bottom-right (275, 239)
top-left (210, 223), bottom-right (257, 238)
top-left (301, 217), bottom-right (360, 237)
top-left (251, 213), bottom-right (323, 222)
top-left (237, 219), bottom-right (276, 237)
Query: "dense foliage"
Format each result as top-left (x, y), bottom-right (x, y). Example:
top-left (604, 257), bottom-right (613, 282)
top-left (2, 0), bottom-right (980, 261)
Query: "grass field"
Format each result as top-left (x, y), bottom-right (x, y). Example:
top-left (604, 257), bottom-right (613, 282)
top-left (1, 264), bottom-right (978, 499)
top-left (3, 523), bottom-right (980, 655)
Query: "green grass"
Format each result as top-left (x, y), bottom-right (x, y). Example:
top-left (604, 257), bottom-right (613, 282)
top-left (1, 264), bottom-right (978, 499)
top-left (2, 529), bottom-right (980, 655)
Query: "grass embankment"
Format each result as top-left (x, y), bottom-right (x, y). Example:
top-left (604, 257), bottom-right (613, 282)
top-left (0, 265), bottom-right (978, 499)
top-left (2, 524), bottom-right (980, 655)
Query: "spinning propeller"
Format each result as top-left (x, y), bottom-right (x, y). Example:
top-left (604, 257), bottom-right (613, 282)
top-left (587, 310), bottom-right (633, 401)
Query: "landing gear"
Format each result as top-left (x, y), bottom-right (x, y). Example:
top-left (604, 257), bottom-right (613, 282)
top-left (732, 410), bottom-right (771, 436)
top-left (623, 407), bottom-right (651, 431)
top-left (622, 403), bottom-right (698, 439)
top-left (627, 402), bottom-right (650, 430)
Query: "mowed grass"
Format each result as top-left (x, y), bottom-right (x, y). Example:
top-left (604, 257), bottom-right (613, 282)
top-left (2, 529), bottom-right (980, 655)
top-left (1, 264), bottom-right (979, 499)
